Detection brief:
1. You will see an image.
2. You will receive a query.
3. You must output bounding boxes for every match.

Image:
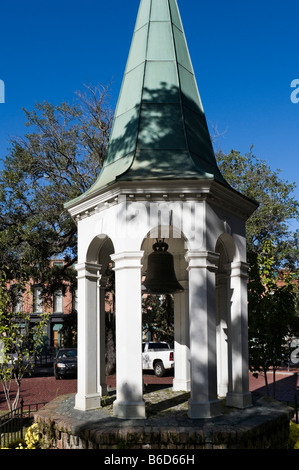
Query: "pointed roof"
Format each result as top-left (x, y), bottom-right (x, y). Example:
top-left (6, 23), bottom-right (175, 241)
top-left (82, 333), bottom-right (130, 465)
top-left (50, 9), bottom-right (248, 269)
top-left (66, 0), bottom-right (228, 208)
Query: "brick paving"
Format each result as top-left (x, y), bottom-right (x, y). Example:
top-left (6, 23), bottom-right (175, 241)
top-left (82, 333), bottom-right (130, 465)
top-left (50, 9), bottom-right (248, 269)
top-left (0, 365), bottom-right (298, 411)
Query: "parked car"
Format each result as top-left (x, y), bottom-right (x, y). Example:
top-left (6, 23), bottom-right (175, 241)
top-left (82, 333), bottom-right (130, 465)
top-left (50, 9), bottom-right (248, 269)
top-left (142, 341), bottom-right (174, 377)
top-left (54, 348), bottom-right (77, 379)
top-left (290, 338), bottom-right (299, 365)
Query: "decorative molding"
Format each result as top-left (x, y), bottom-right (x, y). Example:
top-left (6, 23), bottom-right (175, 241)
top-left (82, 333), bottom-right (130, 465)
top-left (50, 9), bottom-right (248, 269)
top-left (76, 262), bottom-right (102, 280)
top-left (67, 179), bottom-right (257, 225)
top-left (185, 250), bottom-right (220, 272)
top-left (111, 251), bottom-right (144, 271)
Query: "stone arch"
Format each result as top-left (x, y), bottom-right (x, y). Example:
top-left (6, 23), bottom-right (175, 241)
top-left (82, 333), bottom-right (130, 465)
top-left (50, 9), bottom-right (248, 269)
top-left (86, 234), bottom-right (114, 265)
top-left (85, 234), bottom-right (118, 375)
top-left (216, 233), bottom-right (237, 266)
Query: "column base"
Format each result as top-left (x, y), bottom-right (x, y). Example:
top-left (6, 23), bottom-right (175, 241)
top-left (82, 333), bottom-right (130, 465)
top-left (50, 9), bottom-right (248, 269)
top-left (113, 400), bottom-right (146, 419)
top-left (226, 391), bottom-right (252, 409)
top-left (218, 384), bottom-right (228, 398)
top-left (188, 399), bottom-right (222, 419)
top-left (74, 393), bottom-right (102, 411)
top-left (172, 379), bottom-right (191, 392)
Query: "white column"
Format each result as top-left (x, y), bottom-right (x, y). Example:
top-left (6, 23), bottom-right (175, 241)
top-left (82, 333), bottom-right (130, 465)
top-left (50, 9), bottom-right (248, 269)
top-left (226, 261), bottom-right (252, 408)
top-left (173, 280), bottom-right (190, 391)
top-left (111, 251), bottom-right (146, 419)
top-left (186, 250), bottom-right (222, 419)
top-left (216, 272), bottom-right (229, 398)
top-left (75, 262), bottom-right (102, 411)
top-left (98, 276), bottom-right (108, 396)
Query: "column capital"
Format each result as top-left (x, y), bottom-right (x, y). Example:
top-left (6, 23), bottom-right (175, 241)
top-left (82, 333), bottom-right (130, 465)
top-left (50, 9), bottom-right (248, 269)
top-left (185, 250), bottom-right (219, 272)
top-left (76, 262), bottom-right (102, 280)
top-left (224, 261), bottom-right (250, 279)
top-left (111, 251), bottom-right (144, 270)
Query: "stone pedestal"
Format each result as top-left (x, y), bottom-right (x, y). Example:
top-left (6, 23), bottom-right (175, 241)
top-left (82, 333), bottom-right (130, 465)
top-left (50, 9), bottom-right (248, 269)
top-left (35, 392), bottom-right (294, 449)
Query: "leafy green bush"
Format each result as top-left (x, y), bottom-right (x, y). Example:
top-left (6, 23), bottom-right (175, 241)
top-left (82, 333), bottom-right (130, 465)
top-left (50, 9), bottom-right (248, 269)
top-left (289, 421), bottom-right (299, 449)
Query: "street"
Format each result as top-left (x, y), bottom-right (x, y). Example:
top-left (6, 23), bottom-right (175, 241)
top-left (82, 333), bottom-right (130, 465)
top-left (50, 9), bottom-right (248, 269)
top-left (1, 366), bottom-right (298, 411)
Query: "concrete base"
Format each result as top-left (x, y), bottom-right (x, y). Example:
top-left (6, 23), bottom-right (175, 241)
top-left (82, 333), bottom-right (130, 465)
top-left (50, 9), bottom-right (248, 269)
top-left (188, 399), bottom-right (222, 419)
top-left (172, 379), bottom-right (191, 392)
top-left (113, 400), bottom-right (146, 419)
top-left (35, 390), bottom-right (294, 450)
top-left (226, 391), bottom-right (252, 409)
top-left (74, 393), bottom-right (102, 411)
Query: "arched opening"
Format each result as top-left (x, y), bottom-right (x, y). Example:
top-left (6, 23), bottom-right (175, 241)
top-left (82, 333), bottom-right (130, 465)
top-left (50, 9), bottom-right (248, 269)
top-left (75, 235), bottom-right (115, 411)
top-left (98, 238), bottom-right (116, 377)
top-left (215, 234), bottom-right (236, 398)
top-left (141, 226), bottom-right (189, 390)
top-left (215, 233), bottom-right (252, 409)
top-left (86, 235), bottom-right (116, 374)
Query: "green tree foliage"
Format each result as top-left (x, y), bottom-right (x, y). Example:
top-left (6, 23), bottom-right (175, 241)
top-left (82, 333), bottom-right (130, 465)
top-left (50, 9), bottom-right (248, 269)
top-left (248, 239), bottom-right (298, 397)
top-left (216, 148), bottom-right (299, 269)
top-left (142, 294), bottom-right (174, 345)
top-left (0, 84), bottom-right (113, 283)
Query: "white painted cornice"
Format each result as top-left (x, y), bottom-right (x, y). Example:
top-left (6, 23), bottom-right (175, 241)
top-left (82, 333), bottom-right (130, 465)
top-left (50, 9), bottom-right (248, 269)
top-left (67, 179), bottom-right (258, 223)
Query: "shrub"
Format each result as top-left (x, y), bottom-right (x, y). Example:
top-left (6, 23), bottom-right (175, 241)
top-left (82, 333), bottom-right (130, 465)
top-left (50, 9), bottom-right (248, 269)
top-left (289, 421), bottom-right (299, 449)
top-left (16, 423), bottom-right (40, 449)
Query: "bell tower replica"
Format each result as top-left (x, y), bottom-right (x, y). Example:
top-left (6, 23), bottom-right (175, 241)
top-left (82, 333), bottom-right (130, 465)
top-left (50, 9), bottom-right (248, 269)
top-left (65, 0), bottom-right (257, 419)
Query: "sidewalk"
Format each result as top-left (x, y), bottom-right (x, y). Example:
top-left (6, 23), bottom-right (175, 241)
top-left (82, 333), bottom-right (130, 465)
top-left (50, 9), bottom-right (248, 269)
top-left (248, 367), bottom-right (299, 403)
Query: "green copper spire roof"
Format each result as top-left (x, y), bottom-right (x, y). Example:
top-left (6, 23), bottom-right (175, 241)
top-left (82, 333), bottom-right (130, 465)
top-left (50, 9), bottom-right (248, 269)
top-left (66, 0), bottom-right (228, 207)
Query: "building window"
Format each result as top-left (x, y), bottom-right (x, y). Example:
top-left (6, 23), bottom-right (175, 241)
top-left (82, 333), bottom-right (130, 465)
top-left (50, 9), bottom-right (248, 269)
top-left (33, 286), bottom-right (43, 313)
top-left (53, 289), bottom-right (63, 313)
top-left (53, 261), bottom-right (63, 268)
top-left (10, 284), bottom-right (23, 313)
top-left (52, 324), bottom-right (63, 349)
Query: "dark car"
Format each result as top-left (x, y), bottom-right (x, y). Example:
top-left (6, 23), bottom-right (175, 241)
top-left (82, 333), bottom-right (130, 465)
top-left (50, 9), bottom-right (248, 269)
top-left (54, 348), bottom-right (77, 379)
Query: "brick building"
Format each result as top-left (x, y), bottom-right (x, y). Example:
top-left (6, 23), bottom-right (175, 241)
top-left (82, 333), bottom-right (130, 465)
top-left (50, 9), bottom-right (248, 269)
top-left (7, 260), bottom-right (76, 351)
top-left (7, 259), bottom-right (116, 351)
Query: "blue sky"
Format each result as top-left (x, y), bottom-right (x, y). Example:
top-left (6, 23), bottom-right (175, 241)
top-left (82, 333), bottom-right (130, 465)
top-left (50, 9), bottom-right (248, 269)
top-left (0, 0), bottom-right (298, 230)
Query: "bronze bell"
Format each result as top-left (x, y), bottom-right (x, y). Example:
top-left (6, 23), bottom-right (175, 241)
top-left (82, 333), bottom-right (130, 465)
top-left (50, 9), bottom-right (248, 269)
top-left (143, 239), bottom-right (184, 294)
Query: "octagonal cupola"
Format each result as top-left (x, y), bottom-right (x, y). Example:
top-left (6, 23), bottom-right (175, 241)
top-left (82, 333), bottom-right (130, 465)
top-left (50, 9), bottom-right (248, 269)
top-left (66, 0), bottom-right (229, 210)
